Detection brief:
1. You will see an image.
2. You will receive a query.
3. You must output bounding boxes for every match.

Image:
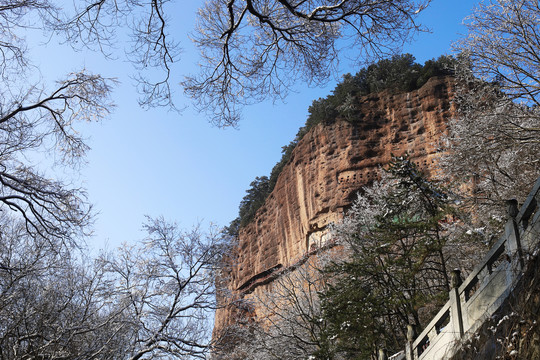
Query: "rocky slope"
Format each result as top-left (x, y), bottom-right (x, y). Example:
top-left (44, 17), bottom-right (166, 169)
top-left (214, 75), bottom-right (456, 334)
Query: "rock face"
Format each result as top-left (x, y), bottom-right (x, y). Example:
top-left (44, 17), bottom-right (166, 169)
top-left (214, 76), bottom-right (455, 334)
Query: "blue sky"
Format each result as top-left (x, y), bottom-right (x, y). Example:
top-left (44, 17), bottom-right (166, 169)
top-left (29, 0), bottom-right (480, 251)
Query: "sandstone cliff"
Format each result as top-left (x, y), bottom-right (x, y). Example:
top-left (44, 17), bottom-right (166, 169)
top-left (214, 75), bottom-right (456, 334)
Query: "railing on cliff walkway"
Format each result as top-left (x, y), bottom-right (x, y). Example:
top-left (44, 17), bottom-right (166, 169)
top-left (385, 176), bottom-right (540, 360)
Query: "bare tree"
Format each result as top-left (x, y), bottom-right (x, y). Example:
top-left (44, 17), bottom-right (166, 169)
top-left (253, 256), bottom-right (334, 360)
top-left (3, 0), bottom-right (433, 126)
top-left (184, 0), bottom-right (430, 127)
top-left (212, 254), bottom-right (337, 360)
top-left (0, 4), bottom-right (133, 358)
top-left (52, 0), bottom-right (432, 126)
top-left (0, 71), bottom-right (115, 242)
top-left (101, 217), bottom-right (229, 360)
top-left (52, 0), bottom-right (181, 110)
top-left (0, 0), bottom-right (60, 81)
top-left (455, 0), bottom-right (540, 107)
top-left (0, 215), bottom-right (230, 360)
top-left (0, 214), bottom-right (131, 360)
top-left (0, 0), bottom-right (117, 242)
top-left (444, 0), bottom-right (540, 236)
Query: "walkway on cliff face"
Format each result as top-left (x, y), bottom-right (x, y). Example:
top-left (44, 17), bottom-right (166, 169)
top-left (386, 176), bottom-right (540, 360)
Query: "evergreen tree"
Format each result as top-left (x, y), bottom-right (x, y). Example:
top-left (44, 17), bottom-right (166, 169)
top-left (319, 156), bottom-right (457, 359)
top-left (238, 176), bottom-right (271, 227)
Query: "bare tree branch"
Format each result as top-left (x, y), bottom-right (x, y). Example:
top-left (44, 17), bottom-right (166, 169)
top-left (184, 0), bottom-right (430, 127)
top-left (455, 0), bottom-right (540, 106)
top-left (0, 71), bottom-right (115, 241)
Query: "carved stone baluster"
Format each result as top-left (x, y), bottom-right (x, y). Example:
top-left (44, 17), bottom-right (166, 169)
top-left (406, 324), bottom-right (416, 360)
top-left (449, 269), bottom-right (464, 338)
top-left (506, 199), bottom-right (524, 271)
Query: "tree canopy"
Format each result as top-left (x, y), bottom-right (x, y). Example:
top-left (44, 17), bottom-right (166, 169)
top-left (0, 0), bottom-right (431, 127)
top-left (183, 0), bottom-right (431, 126)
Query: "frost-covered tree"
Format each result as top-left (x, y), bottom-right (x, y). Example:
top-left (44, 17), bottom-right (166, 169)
top-left (455, 0), bottom-right (540, 106)
top-left (320, 157), bottom-right (477, 358)
top-left (252, 256), bottom-right (336, 360)
top-left (101, 217), bottom-right (229, 360)
top-left (212, 254), bottom-right (340, 360)
top-left (444, 0), bottom-right (540, 237)
top-left (0, 215), bottom-right (228, 359)
top-left (443, 73), bottom-right (540, 238)
top-left (0, 214), bottom-right (130, 359)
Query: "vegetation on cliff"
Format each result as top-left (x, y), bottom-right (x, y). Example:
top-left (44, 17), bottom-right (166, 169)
top-left (304, 53), bottom-right (455, 128)
top-left (227, 54), bottom-right (457, 234)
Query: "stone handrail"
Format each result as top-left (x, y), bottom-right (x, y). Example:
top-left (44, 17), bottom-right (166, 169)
top-left (403, 176), bottom-right (540, 360)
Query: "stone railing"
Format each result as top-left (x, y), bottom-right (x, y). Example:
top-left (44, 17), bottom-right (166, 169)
top-left (400, 176), bottom-right (540, 360)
